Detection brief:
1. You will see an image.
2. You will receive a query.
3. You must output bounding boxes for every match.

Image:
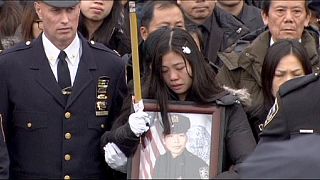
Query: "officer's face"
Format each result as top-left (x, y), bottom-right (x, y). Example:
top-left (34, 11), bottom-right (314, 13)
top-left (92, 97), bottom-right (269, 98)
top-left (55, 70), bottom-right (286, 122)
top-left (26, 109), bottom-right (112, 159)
top-left (140, 5), bottom-right (185, 41)
top-left (164, 133), bottom-right (188, 158)
top-left (262, 1), bottom-right (310, 42)
top-left (177, 0), bottom-right (215, 24)
top-left (80, 0), bottom-right (114, 22)
top-left (272, 54), bottom-right (305, 96)
top-left (34, 2), bottom-right (80, 49)
top-left (161, 51), bottom-right (193, 101)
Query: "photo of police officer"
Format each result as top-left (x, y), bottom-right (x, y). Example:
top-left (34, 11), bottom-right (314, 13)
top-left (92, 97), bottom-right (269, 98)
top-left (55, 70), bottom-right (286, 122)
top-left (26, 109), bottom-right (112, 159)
top-left (153, 114), bottom-right (209, 179)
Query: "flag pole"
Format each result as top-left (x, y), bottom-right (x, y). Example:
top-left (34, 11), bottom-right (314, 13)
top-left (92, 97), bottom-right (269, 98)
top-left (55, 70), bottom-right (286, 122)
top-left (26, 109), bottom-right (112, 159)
top-left (129, 1), bottom-right (142, 102)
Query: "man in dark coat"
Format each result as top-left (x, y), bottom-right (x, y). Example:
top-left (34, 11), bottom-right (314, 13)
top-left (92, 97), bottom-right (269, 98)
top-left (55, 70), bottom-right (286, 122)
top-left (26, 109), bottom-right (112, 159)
top-left (153, 114), bottom-right (209, 179)
top-left (0, 0), bottom-right (127, 179)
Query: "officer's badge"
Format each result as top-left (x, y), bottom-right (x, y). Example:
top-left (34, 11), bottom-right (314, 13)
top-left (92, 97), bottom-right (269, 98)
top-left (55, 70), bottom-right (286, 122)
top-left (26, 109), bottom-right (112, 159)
top-left (264, 98), bottom-right (279, 127)
top-left (199, 166), bottom-right (209, 179)
top-left (96, 76), bottom-right (110, 116)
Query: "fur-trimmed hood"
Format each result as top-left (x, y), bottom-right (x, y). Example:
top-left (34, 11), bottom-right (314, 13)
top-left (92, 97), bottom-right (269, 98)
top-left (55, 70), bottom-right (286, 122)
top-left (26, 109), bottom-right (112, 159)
top-left (223, 86), bottom-right (252, 107)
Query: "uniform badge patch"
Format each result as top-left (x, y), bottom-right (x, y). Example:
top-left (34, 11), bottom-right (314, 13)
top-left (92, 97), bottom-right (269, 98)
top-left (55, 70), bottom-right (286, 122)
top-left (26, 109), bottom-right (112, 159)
top-left (264, 98), bottom-right (279, 127)
top-left (199, 166), bottom-right (209, 179)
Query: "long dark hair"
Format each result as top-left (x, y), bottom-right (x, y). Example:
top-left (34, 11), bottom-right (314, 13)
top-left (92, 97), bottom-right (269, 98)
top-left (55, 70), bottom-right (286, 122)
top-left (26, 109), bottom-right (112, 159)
top-left (20, 2), bottom-right (40, 41)
top-left (0, 1), bottom-right (22, 37)
top-left (261, 40), bottom-right (312, 109)
top-left (144, 28), bottom-right (224, 134)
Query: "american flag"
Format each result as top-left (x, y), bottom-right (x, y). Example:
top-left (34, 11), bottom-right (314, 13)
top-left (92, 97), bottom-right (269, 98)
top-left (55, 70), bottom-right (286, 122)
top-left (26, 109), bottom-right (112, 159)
top-left (139, 112), bottom-right (166, 179)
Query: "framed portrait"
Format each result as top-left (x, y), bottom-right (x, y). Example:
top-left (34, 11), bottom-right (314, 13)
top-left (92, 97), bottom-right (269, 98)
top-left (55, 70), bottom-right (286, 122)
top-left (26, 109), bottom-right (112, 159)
top-left (128, 99), bottom-right (223, 179)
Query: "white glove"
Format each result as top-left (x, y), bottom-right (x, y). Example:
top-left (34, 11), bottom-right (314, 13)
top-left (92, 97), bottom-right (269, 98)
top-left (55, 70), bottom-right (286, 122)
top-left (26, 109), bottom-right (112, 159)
top-left (104, 142), bottom-right (127, 173)
top-left (128, 110), bottom-right (151, 137)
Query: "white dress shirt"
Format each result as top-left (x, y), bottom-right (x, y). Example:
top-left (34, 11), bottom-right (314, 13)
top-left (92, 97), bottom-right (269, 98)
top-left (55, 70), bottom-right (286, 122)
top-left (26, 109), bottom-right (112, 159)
top-left (42, 33), bottom-right (81, 86)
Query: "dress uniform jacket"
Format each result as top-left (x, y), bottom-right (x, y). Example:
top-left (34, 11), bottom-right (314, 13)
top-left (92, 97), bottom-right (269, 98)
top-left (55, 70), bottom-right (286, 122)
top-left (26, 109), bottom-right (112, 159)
top-left (260, 72), bottom-right (320, 142)
top-left (0, 34), bottom-right (128, 178)
top-left (153, 150), bottom-right (208, 179)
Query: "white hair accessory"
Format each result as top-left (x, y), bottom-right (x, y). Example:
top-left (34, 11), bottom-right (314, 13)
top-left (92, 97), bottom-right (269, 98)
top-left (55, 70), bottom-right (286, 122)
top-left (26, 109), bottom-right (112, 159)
top-left (182, 46), bottom-right (191, 54)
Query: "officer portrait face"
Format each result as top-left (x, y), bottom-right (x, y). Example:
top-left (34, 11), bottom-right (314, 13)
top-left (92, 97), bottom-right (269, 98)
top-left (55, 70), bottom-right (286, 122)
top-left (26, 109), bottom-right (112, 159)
top-left (34, 2), bottom-right (81, 49)
top-left (80, 0), bottom-right (113, 22)
top-left (140, 5), bottom-right (185, 41)
top-left (272, 54), bottom-right (305, 96)
top-left (163, 133), bottom-right (188, 158)
top-left (161, 51), bottom-right (193, 101)
top-left (262, 0), bottom-right (310, 42)
top-left (177, 0), bottom-right (215, 24)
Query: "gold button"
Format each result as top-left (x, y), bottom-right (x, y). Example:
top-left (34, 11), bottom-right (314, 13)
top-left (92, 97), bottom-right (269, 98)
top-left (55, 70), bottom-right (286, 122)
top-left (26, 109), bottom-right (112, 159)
top-left (64, 175), bottom-right (70, 180)
top-left (65, 133), bottom-right (72, 140)
top-left (64, 154), bottom-right (71, 161)
top-left (65, 112), bottom-right (71, 119)
top-left (101, 124), bottom-right (105, 129)
top-left (27, 123), bottom-right (32, 128)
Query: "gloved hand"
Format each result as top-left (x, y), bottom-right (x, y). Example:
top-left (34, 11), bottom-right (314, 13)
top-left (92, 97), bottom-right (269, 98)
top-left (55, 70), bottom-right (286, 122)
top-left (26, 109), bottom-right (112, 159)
top-left (104, 142), bottom-right (127, 173)
top-left (128, 110), bottom-right (151, 137)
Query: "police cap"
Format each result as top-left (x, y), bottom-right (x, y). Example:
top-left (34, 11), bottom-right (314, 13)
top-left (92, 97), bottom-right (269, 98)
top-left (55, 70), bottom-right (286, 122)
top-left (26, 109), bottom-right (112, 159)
top-left (42, 0), bottom-right (79, 8)
top-left (170, 114), bottom-right (191, 134)
top-left (308, 0), bottom-right (320, 15)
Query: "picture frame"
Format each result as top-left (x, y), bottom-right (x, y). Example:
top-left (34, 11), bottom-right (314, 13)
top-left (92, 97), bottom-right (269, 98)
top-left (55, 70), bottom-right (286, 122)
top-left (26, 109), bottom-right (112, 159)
top-left (128, 99), bottom-right (223, 179)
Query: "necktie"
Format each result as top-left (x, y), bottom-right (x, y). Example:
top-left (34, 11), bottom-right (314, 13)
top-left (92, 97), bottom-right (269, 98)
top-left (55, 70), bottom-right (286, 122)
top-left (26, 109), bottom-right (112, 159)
top-left (57, 51), bottom-right (71, 90)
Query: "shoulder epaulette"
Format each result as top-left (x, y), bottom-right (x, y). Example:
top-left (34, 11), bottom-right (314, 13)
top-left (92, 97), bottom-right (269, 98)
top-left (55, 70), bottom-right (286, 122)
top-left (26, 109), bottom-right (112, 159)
top-left (87, 40), bottom-right (120, 57)
top-left (279, 73), bottom-right (319, 97)
top-left (0, 41), bottom-right (32, 56)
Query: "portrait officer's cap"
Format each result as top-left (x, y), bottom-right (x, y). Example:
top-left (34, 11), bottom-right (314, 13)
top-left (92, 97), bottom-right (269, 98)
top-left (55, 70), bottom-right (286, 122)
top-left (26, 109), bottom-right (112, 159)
top-left (42, 0), bottom-right (79, 8)
top-left (309, 0), bottom-right (320, 15)
top-left (170, 114), bottom-right (191, 134)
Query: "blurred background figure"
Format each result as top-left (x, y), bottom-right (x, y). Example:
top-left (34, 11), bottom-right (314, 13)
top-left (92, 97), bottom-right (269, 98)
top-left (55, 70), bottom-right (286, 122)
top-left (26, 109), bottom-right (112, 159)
top-left (308, 0), bottom-right (320, 46)
top-left (0, 0), bottom-right (22, 51)
top-left (78, 0), bottom-right (131, 56)
top-left (15, 1), bottom-right (43, 41)
top-left (216, 0), bottom-right (264, 32)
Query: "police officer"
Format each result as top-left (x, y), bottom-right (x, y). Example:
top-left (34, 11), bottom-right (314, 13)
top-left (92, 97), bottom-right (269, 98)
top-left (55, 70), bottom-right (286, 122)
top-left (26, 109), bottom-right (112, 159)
top-left (153, 114), bottom-right (209, 179)
top-left (0, 0), bottom-right (127, 179)
top-left (260, 72), bottom-right (320, 141)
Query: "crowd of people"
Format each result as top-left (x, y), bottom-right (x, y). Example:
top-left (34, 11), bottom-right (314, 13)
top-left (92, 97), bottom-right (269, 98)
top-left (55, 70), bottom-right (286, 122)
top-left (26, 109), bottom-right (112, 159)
top-left (0, 0), bottom-right (320, 179)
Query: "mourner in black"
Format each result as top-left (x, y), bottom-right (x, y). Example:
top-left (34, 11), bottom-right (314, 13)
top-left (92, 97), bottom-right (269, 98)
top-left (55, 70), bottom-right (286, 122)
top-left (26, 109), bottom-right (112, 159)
top-left (260, 72), bottom-right (320, 141)
top-left (153, 114), bottom-right (208, 179)
top-left (0, 0), bottom-right (127, 179)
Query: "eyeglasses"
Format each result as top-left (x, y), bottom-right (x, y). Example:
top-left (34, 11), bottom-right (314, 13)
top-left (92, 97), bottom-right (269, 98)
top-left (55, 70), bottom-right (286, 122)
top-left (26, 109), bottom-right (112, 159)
top-left (34, 20), bottom-right (43, 30)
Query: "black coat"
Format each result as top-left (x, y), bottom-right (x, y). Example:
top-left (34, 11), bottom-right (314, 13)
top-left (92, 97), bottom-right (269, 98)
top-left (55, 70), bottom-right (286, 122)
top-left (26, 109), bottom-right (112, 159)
top-left (101, 85), bottom-right (256, 178)
top-left (0, 34), bottom-right (128, 179)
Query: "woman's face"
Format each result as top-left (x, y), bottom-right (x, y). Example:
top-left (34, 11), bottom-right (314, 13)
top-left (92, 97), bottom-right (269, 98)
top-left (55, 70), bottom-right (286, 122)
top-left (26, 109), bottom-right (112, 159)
top-left (161, 51), bottom-right (193, 101)
top-left (80, 0), bottom-right (114, 21)
top-left (272, 54), bottom-right (305, 96)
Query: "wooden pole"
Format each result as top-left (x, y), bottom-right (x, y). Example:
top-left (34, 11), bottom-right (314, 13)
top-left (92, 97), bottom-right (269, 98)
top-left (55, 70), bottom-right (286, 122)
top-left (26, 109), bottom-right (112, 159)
top-left (129, 1), bottom-right (142, 102)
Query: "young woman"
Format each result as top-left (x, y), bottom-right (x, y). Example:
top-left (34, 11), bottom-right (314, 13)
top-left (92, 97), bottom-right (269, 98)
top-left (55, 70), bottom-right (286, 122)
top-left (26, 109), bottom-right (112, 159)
top-left (78, 0), bottom-right (130, 56)
top-left (101, 28), bottom-right (256, 178)
top-left (254, 40), bottom-right (313, 140)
